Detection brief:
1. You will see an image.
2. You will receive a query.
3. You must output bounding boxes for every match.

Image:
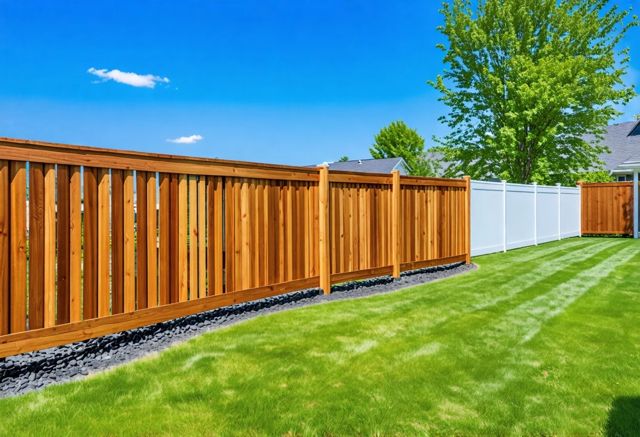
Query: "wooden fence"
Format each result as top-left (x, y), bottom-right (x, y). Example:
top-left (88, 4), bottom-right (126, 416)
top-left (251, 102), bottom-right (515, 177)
top-left (0, 137), bottom-right (470, 357)
top-left (580, 182), bottom-right (634, 236)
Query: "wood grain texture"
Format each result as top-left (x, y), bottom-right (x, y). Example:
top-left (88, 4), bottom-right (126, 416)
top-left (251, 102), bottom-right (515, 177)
top-left (169, 175), bottom-right (179, 303)
top-left (178, 174), bottom-right (188, 301)
top-left (0, 137), bottom-right (320, 182)
top-left (111, 169), bottom-right (124, 314)
top-left (28, 163), bottom-right (45, 330)
top-left (391, 170), bottom-right (401, 278)
top-left (208, 176), bottom-right (223, 295)
top-left (188, 176), bottom-right (198, 299)
top-left (0, 140), bottom-right (471, 357)
top-left (136, 171), bottom-right (148, 309)
top-left (97, 168), bottom-right (111, 318)
top-left (0, 276), bottom-right (320, 359)
top-left (146, 172), bottom-right (158, 307)
top-left (318, 166), bottom-right (330, 294)
top-left (159, 174), bottom-right (171, 305)
top-left (580, 182), bottom-right (633, 235)
top-left (43, 164), bottom-right (56, 328)
top-left (10, 161), bottom-right (27, 333)
top-left (56, 165), bottom-right (71, 324)
top-left (197, 177), bottom-right (206, 298)
top-left (464, 176), bottom-right (471, 264)
top-left (123, 171), bottom-right (135, 312)
top-left (0, 161), bottom-right (9, 335)
top-left (69, 166), bottom-right (82, 322)
top-left (83, 167), bottom-right (98, 320)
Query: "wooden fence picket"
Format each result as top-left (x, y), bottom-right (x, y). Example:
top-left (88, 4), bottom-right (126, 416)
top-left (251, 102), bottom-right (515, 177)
top-left (0, 137), bottom-right (471, 357)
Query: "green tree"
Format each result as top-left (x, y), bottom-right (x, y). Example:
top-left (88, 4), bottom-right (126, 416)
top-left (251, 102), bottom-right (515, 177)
top-left (337, 155), bottom-right (350, 162)
top-left (576, 170), bottom-right (615, 183)
top-left (432, 0), bottom-right (637, 184)
top-left (370, 121), bottom-right (440, 176)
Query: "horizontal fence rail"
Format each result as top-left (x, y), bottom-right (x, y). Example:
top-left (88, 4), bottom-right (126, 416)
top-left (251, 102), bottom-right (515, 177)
top-left (0, 137), bottom-right (470, 357)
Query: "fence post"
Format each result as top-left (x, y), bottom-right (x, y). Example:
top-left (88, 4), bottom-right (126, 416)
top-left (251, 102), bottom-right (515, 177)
top-left (318, 165), bottom-right (331, 294)
top-left (391, 170), bottom-right (401, 278)
top-left (533, 182), bottom-right (538, 245)
top-left (577, 181), bottom-right (583, 237)
top-left (634, 171), bottom-right (638, 239)
top-left (557, 183), bottom-right (561, 241)
top-left (502, 180), bottom-right (507, 252)
top-left (464, 176), bottom-right (471, 264)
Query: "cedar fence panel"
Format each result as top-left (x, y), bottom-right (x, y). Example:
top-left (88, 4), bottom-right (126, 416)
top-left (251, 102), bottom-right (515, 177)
top-left (0, 137), bottom-right (471, 357)
top-left (580, 182), bottom-right (634, 236)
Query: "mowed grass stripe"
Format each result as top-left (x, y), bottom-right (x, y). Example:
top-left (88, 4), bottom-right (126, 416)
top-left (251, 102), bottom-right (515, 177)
top-left (498, 243), bottom-right (638, 344)
top-left (375, 239), bottom-right (623, 340)
top-left (0, 238), bottom-right (639, 436)
top-left (477, 237), bottom-right (596, 269)
top-left (457, 244), bottom-right (640, 434)
top-left (425, 239), bottom-right (630, 350)
top-left (440, 238), bottom-right (605, 296)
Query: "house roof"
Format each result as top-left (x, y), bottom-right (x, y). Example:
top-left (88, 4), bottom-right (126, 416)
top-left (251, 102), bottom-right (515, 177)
top-left (313, 157), bottom-right (407, 174)
top-left (584, 121), bottom-right (640, 172)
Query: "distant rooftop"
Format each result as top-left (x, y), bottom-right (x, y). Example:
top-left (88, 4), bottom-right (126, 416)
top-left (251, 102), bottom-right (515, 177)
top-left (311, 157), bottom-right (407, 174)
top-left (583, 120), bottom-right (640, 172)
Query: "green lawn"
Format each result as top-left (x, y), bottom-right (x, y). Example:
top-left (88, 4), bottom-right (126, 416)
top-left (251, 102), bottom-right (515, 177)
top-left (1, 237), bottom-right (640, 436)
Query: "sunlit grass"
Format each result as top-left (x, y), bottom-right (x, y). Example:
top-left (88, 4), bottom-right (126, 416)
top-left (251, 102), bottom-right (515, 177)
top-left (1, 237), bottom-right (639, 436)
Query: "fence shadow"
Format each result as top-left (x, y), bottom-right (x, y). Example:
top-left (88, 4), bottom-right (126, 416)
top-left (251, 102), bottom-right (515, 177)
top-left (605, 396), bottom-right (640, 436)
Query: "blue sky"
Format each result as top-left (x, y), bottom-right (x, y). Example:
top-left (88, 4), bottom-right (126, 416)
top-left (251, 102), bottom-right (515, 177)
top-left (0, 1), bottom-right (638, 166)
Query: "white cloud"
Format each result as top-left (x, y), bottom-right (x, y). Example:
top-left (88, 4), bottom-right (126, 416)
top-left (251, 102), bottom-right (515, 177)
top-left (87, 67), bottom-right (170, 88)
top-left (167, 134), bottom-right (203, 144)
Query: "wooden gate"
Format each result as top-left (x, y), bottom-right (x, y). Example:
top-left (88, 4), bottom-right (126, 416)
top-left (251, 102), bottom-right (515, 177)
top-left (580, 182), bottom-right (634, 235)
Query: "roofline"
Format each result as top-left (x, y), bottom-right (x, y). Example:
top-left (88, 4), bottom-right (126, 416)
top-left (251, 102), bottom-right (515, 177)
top-left (628, 120), bottom-right (640, 137)
top-left (390, 157), bottom-right (407, 171)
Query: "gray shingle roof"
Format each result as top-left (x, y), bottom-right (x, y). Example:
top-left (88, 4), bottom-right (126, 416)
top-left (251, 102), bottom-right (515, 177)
top-left (584, 121), bottom-right (640, 171)
top-left (313, 157), bottom-right (407, 174)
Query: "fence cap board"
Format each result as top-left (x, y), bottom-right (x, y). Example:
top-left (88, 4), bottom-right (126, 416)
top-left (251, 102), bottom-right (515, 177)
top-left (580, 181), bottom-right (633, 188)
top-left (400, 176), bottom-right (466, 187)
top-left (0, 137), bottom-right (321, 181)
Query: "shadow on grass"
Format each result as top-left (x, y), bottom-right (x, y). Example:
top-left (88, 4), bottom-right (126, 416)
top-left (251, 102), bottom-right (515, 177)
top-left (605, 396), bottom-right (640, 436)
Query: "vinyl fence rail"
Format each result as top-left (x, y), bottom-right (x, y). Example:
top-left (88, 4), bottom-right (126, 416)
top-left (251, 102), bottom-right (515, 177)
top-left (471, 180), bottom-right (580, 256)
top-left (0, 137), bottom-right (470, 357)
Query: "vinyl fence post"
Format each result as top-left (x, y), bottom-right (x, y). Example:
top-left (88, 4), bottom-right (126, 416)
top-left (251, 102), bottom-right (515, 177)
top-left (502, 180), bottom-right (507, 253)
top-left (533, 182), bottom-right (538, 245)
top-left (557, 183), bottom-right (562, 241)
top-left (577, 181), bottom-right (583, 237)
top-left (391, 170), bottom-right (401, 278)
top-left (464, 176), bottom-right (471, 264)
top-left (318, 165), bottom-right (331, 294)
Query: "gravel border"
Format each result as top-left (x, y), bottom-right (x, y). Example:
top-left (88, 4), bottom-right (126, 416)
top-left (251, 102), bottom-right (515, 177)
top-left (0, 262), bottom-right (474, 398)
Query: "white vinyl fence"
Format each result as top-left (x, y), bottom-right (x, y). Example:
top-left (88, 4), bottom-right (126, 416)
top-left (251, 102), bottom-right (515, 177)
top-left (471, 180), bottom-right (581, 256)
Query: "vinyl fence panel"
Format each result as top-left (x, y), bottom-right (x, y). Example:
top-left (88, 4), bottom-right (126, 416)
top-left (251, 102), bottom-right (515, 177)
top-left (471, 180), bottom-right (580, 256)
top-left (560, 187), bottom-right (581, 238)
top-left (536, 185), bottom-right (559, 244)
top-left (506, 183), bottom-right (536, 250)
top-left (470, 181), bottom-right (505, 256)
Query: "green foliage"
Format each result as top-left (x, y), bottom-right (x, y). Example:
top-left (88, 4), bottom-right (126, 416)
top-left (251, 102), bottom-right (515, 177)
top-left (337, 155), bottom-right (350, 162)
top-left (370, 121), bottom-right (440, 176)
top-left (575, 170), bottom-right (615, 183)
top-left (2, 238), bottom-right (640, 435)
top-left (432, 0), bottom-right (638, 184)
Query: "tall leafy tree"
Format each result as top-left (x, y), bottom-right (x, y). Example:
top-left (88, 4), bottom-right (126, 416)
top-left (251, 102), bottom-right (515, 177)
top-left (432, 0), bottom-right (637, 184)
top-left (370, 121), bottom-right (440, 176)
